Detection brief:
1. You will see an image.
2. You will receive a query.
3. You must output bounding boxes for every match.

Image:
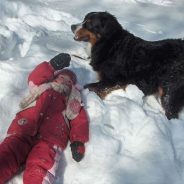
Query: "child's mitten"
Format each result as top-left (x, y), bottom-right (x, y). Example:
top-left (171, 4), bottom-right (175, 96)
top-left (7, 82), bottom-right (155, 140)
top-left (70, 141), bottom-right (85, 162)
top-left (50, 53), bottom-right (71, 70)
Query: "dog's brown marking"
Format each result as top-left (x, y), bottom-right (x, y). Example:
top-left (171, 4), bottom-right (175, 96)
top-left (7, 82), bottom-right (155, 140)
top-left (158, 86), bottom-right (164, 97)
top-left (75, 28), bottom-right (98, 46)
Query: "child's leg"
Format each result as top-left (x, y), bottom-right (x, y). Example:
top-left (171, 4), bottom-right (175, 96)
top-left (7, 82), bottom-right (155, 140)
top-left (0, 135), bottom-right (33, 184)
top-left (23, 140), bottom-right (63, 184)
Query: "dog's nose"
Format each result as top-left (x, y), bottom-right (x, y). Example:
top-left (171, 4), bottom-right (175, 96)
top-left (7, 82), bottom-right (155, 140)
top-left (71, 24), bottom-right (77, 33)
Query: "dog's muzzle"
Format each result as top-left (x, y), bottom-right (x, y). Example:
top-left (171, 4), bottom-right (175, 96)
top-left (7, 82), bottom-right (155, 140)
top-left (71, 24), bottom-right (77, 33)
top-left (71, 21), bottom-right (90, 42)
top-left (71, 21), bottom-right (98, 45)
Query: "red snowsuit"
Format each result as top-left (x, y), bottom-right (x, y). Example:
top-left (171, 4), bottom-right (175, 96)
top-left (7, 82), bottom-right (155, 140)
top-left (0, 62), bottom-right (89, 184)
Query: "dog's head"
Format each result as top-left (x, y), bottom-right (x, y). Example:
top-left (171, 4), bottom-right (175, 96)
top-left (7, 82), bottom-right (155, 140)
top-left (71, 12), bottom-right (122, 46)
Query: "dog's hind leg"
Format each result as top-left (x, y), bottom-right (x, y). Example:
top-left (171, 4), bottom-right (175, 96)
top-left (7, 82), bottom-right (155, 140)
top-left (161, 85), bottom-right (184, 120)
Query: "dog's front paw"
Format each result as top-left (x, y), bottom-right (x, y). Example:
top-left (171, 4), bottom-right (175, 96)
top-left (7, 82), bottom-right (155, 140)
top-left (165, 111), bottom-right (178, 120)
top-left (84, 83), bottom-right (106, 99)
top-left (84, 83), bottom-right (98, 91)
top-left (84, 83), bottom-right (127, 99)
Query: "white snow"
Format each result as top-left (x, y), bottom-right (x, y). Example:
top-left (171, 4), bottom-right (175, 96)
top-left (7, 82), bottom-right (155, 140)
top-left (0, 0), bottom-right (184, 184)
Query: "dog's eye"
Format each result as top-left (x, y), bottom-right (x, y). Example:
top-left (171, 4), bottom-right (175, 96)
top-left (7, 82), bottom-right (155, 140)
top-left (83, 19), bottom-right (91, 25)
top-left (84, 20), bottom-right (92, 29)
top-left (86, 19), bottom-right (91, 23)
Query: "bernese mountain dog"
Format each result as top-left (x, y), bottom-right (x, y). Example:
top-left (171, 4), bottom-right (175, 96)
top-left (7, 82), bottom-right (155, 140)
top-left (71, 11), bottom-right (184, 120)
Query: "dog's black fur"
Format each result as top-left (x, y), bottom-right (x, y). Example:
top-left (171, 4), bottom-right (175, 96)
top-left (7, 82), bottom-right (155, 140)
top-left (71, 11), bottom-right (184, 119)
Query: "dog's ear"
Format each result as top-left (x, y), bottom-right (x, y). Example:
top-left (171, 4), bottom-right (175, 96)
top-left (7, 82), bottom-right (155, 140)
top-left (102, 19), bottom-right (122, 38)
top-left (100, 13), bottom-right (122, 38)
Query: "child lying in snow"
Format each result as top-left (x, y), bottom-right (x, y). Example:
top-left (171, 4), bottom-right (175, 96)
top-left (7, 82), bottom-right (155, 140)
top-left (0, 53), bottom-right (89, 184)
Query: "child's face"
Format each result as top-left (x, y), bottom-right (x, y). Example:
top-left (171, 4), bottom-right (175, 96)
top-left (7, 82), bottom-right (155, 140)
top-left (55, 74), bottom-right (73, 85)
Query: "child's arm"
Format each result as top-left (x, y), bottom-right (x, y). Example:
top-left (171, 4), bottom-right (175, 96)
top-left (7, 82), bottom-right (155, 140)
top-left (69, 108), bottom-right (89, 143)
top-left (28, 53), bottom-right (71, 86)
top-left (69, 108), bottom-right (89, 162)
top-left (28, 61), bottom-right (55, 86)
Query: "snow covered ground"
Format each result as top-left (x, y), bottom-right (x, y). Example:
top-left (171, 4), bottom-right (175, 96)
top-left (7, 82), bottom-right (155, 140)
top-left (0, 0), bottom-right (184, 183)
